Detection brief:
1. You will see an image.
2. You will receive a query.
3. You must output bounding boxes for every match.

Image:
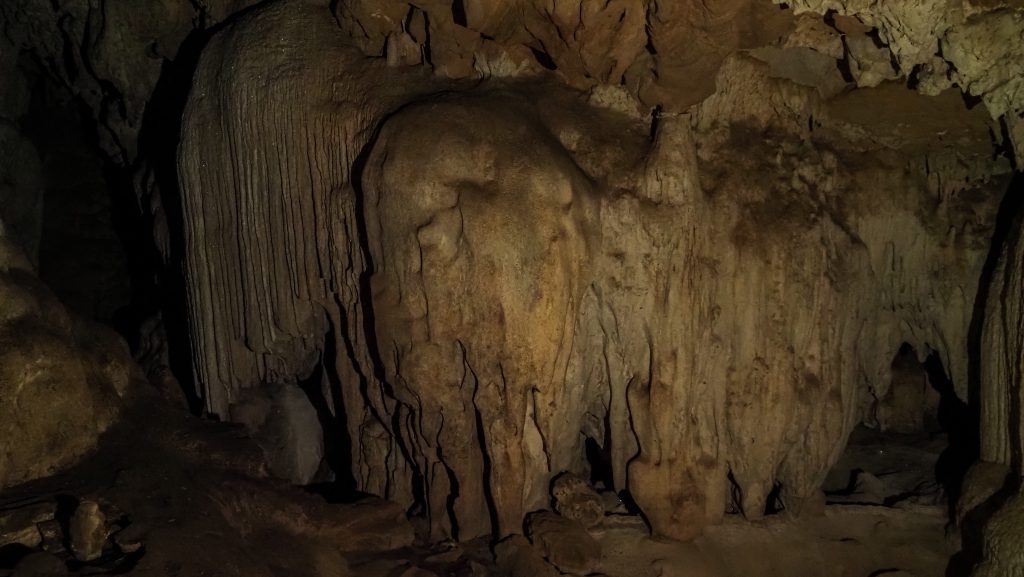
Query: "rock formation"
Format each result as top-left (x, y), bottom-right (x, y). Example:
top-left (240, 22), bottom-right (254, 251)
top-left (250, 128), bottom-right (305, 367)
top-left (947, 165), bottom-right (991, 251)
top-left (175, 0), bottom-right (1015, 543)
top-left (980, 205), bottom-right (1024, 471)
top-left (2, 0), bottom-right (1023, 570)
top-left (0, 218), bottom-right (142, 490)
top-left (967, 176), bottom-right (1024, 574)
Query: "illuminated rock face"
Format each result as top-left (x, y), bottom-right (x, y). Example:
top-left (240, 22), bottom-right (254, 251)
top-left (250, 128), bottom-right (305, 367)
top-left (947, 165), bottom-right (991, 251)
top-left (177, 1), bottom-right (1011, 543)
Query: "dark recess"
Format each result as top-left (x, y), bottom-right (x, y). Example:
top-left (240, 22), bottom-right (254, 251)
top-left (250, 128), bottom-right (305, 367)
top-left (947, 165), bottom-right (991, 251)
top-left (128, 25), bottom-right (212, 415)
top-left (452, 0), bottom-right (468, 27)
top-left (530, 47), bottom-right (558, 71)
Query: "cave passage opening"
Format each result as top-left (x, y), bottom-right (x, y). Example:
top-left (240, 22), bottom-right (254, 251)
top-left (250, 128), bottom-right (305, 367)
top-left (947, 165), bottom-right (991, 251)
top-left (823, 343), bottom-right (974, 512)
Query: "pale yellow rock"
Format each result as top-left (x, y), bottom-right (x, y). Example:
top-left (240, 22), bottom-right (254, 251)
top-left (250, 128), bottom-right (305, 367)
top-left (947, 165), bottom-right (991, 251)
top-left (69, 501), bottom-right (107, 562)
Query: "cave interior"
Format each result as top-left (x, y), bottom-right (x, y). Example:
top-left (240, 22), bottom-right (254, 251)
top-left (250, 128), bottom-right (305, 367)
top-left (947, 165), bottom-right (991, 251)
top-left (2, 1), bottom-right (1024, 576)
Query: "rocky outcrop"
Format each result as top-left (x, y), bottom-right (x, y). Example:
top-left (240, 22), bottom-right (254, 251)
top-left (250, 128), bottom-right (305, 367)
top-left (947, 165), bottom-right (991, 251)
top-left (780, 0), bottom-right (1024, 165)
top-left (176, 0), bottom-right (1012, 543)
top-left (0, 218), bottom-right (142, 490)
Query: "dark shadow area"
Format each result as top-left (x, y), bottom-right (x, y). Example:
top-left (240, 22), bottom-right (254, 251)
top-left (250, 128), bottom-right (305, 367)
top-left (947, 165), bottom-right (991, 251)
top-left (300, 326), bottom-right (363, 504)
top-left (131, 25), bottom-right (214, 415)
top-left (926, 351), bottom-right (977, 519)
top-left (764, 483), bottom-right (786, 515)
top-left (586, 411), bottom-right (617, 493)
top-left (16, 76), bottom-right (135, 323)
top-left (529, 47), bottom-right (558, 71)
top-left (824, 344), bottom-right (952, 516)
top-left (0, 544), bottom-right (32, 570)
top-left (451, 0), bottom-right (467, 27)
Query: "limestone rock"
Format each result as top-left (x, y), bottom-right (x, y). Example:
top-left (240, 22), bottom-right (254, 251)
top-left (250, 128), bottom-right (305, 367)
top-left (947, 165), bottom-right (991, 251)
top-left (972, 490), bottom-right (1024, 577)
top-left (0, 221), bottom-right (128, 490)
top-left (600, 492), bottom-right (628, 515)
top-left (210, 478), bottom-right (415, 553)
top-left (914, 57), bottom-right (954, 96)
top-left (957, 461), bottom-right (1011, 526)
top-left (845, 35), bottom-right (899, 88)
top-left (177, 0), bottom-right (1011, 546)
top-left (230, 384), bottom-right (324, 485)
top-left (526, 512), bottom-right (602, 575)
top-left (69, 501), bottom-right (107, 562)
top-left (398, 566), bottom-right (440, 577)
top-left (942, 10), bottom-right (1024, 121)
top-left (552, 472), bottom-right (605, 528)
top-left (494, 535), bottom-right (560, 577)
top-left (776, 0), bottom-right (1024, 162)
top-left (0, 502), bottom-right (56, 549)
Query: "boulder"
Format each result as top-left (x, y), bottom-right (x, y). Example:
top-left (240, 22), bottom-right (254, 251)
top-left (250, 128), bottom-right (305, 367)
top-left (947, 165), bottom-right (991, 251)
top-left (69, 500), bottom-right (108, 562)
top-left (552, 472), bottom-right (605, 528)
top-left (0, 221), bottom-right (136, 490)
top-left (526, 512), bottom-right (602, 575)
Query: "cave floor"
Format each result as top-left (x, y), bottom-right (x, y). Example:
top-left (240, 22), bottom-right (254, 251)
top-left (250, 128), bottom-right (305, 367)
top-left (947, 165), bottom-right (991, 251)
top-left (0, 394), bottom-right (957, 577)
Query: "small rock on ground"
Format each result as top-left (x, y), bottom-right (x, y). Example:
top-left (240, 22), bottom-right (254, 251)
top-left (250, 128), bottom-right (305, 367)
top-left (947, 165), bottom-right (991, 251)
top-left (69, 501), bottom-right (107, 561)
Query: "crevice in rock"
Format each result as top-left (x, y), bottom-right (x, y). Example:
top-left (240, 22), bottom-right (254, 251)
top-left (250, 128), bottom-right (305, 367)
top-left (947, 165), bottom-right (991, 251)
top-left (451, 0), bottom-right (467, 27)
top-left (465, 345), bottom-right (499, 541)
top-left (437, 440), bottom-right (462, 541)
top-left (530, 47), bottom-right (558, 71)
top-left (926, 349), bottom-right (977, 517)
top-left (299, 326), bottom-right (357, 499)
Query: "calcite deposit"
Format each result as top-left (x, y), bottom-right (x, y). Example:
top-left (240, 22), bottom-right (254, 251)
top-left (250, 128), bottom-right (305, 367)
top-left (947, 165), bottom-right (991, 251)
top-left (1, 0), bottom-right (1023, 574)
top-left (174, 0), bottom-right (1015, 543)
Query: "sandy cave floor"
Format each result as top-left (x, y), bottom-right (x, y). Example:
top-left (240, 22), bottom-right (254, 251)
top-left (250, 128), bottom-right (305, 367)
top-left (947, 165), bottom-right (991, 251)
top-left (0, 394), bottom-right (958, 577)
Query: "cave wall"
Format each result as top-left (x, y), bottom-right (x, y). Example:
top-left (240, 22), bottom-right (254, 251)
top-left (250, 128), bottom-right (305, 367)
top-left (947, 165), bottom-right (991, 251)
top-left (980, 200), bottom-right (1024, 470)
top-left (2, 0), bottom-right (1022, 554)
top-left (174, 0), bottom-right (1014, 542)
